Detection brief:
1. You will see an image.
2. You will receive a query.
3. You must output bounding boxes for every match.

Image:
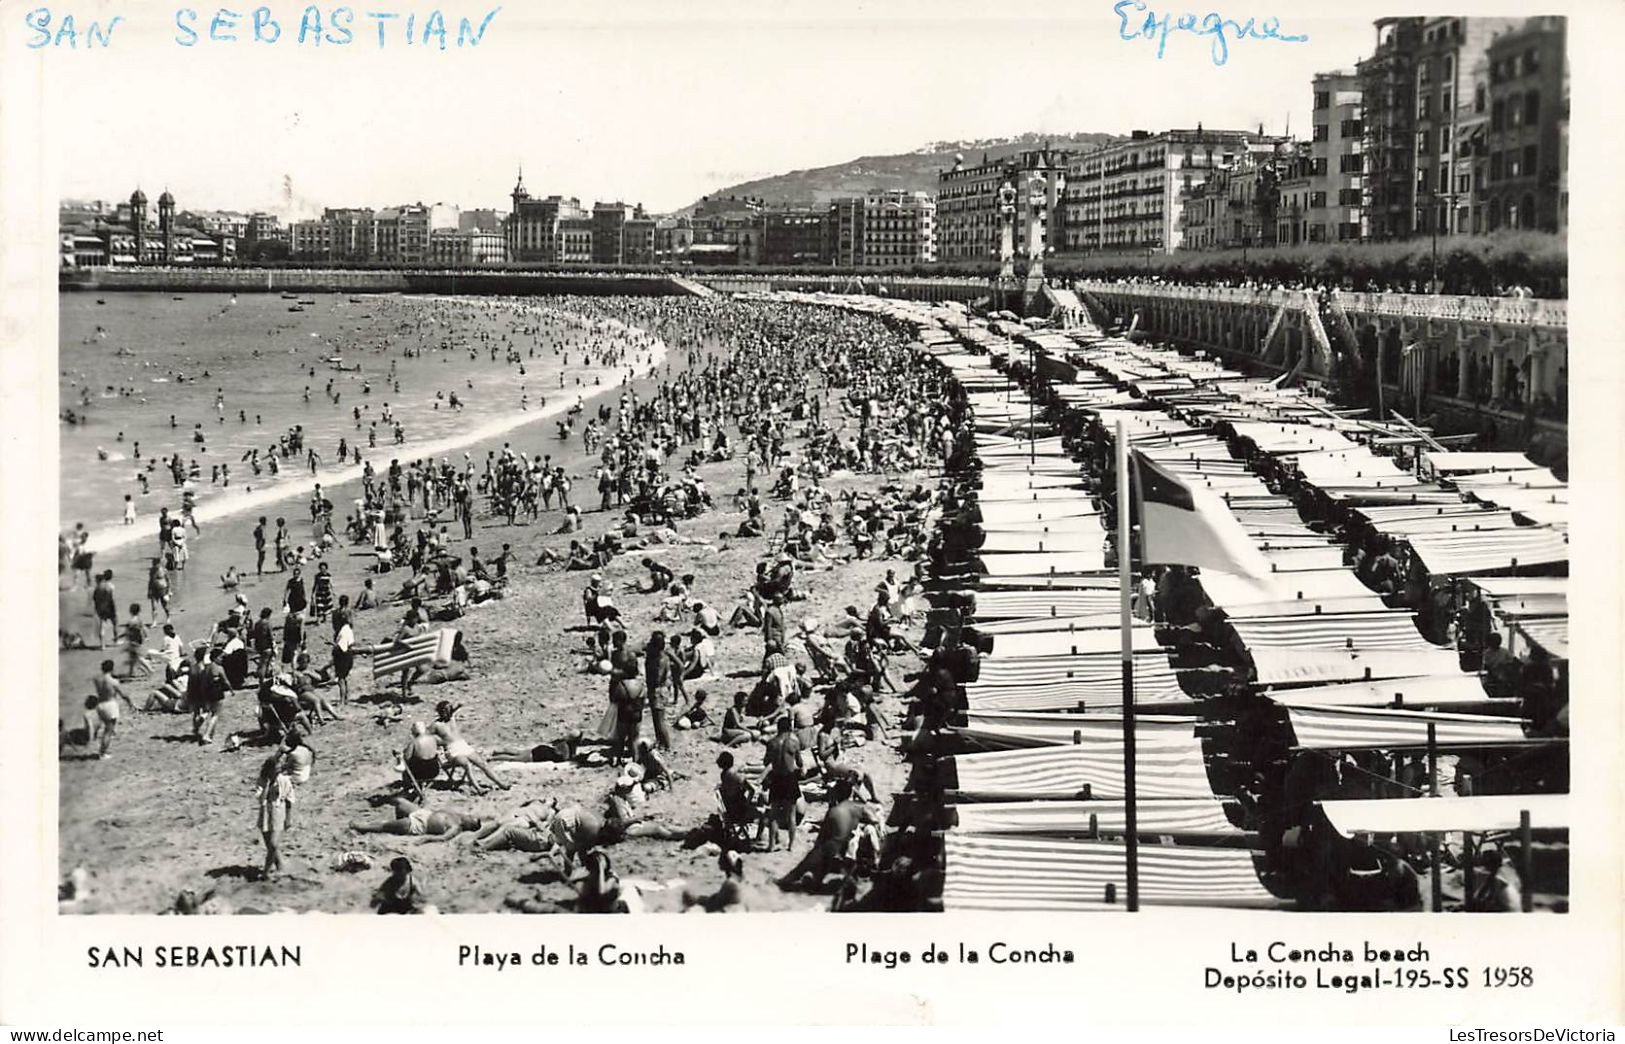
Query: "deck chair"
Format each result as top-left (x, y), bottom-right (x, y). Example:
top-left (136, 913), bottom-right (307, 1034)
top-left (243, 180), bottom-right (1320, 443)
top-left (802, 635), bottom-right (848, 684)
top-left (714, 785), bottom-right (759, 851)
top-left (764, 531), bottom-right (786, 557)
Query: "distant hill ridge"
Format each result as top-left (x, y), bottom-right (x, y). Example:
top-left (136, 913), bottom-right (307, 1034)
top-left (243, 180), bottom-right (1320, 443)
top-left (684, 131), bottom-right (1121, 212)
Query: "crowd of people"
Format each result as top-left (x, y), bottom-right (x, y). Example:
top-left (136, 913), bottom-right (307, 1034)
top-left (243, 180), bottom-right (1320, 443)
top-left (59, 293), bottom-right (977, 914)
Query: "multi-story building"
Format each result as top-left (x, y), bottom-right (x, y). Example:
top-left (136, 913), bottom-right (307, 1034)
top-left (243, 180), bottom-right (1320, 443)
top-left (1062, 129), bottom-right (1283, 254)
top-left (557, 216), bottom-right (594, 262)
top-left (590, 202), bottom-right (629, 265)
top-left (1360, 16), bottom-right (1520, 240)
top-left (624, 212), bottom-right (656, 265)
top-left (829, 198), bottom-right (863, 267)
top-left (936, 148), bottom-right (1068, 263)
top-left (247, 212), bottom-right (282, 241)
top-left (506, 170), bottom-right (588, 263)
top-left (428, 228), bottom-right (506, 266)
top-left (692, 196), bottom-right (763, 266)
top-left (761, 208), bottom-right (833, 266)
top-left (1358, 18), bottom-right (1423, 240)
top-left (59, 188), bottom-right (235, 267)
top-left (289, 219), bottom-right (333, 260)
top-left (859, 191), bottom-right (936, 266)
top-left (654, 216), bottom-right (694, 262)
top-left (1179, 152), bottom-right (1281, 252)
top-left (1480, 16), bottom-right (1566, 233)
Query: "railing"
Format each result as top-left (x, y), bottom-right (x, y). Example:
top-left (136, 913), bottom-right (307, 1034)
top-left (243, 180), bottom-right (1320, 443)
top-left (1332, 291), bottom-right (1568, 328)
top-left (1077, 280), bottom-right (1568, 329)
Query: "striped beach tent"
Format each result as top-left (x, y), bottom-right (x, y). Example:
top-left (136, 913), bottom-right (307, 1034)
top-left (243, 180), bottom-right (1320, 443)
top-left (951, 798), bottom-right (1242, 838)
top-left (372, 628), bottom-right (455, 680)
top-left (963, 589), bottom-right (1121, 620)
top-left (949, 743), bottom-right (1215, 799)
top-left (963, 665), bottom-right (1189, 713)
top-left (942, 834), bottom-right (1281, 910)
top-left (1277, 703), bottom-right (1533, 749)
top-left (1229, 611), bottom-right (1437, 652)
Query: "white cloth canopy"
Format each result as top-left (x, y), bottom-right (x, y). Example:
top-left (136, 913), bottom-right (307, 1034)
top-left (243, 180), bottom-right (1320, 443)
top-left (966, 590), bottom-right (1121, 620)
top-left (978, 531), bottom-right (1106, 554)
top-left (1318, 794), bottom-right (1568, 837)
top-left (979, 550), bottom-right (1108, 575)
top-left (1261, 674), bottom-right (1497, 710)
top-left (1405, 528), bottom-right (1569, 576)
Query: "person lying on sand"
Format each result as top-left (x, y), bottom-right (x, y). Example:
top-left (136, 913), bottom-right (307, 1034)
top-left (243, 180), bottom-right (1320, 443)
top-left (351, 798), bottom-right (482, 840)
top-left (488, 730), bottom-right (610, 766)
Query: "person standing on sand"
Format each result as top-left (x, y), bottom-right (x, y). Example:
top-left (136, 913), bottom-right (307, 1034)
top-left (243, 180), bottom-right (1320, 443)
top-left (273, 517), bottom-right (289, 572)
top-left (256, 729), bottom-right (314, 880)
top-left (86, 659), bottom-right (136, 759)
top-left (253, 516), bottom-right (267, 576)
top-left (92, 570), bottom-right (118, 649)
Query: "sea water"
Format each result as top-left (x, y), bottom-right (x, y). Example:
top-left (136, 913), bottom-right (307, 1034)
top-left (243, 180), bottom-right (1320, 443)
top-left (60, 291), bottom-right (652, 553)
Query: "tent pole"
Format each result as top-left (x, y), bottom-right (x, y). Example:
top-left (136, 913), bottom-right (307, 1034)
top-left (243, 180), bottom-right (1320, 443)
top-left (1519, 809), bottom-right (1534, 913)
top-left (1428, 722), bottom-right (1442, 911)
top-left (1116, 419), bottom-right (1139, 912)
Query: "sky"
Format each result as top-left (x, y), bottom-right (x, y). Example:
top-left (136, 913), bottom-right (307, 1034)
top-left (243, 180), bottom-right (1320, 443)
top-left (21, 0), bottom-right (1394, 216)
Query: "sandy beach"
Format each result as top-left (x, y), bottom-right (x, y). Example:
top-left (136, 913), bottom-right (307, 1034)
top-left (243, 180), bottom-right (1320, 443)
top-left (57, 297), bottom-right (919, 914)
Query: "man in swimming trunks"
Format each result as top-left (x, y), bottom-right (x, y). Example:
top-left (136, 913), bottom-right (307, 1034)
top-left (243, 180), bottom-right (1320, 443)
top-left (351, 798), bottom-right (482, 840)
top-left (85, 659), bottom-right (136, 759)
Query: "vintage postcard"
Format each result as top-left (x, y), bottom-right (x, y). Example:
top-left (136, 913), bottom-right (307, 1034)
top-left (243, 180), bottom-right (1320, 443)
top-left (0, 0), bottom-right (1620, 1027)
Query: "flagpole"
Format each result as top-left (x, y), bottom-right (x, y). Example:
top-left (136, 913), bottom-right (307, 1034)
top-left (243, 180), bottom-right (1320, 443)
top-left (1115, 419), bottom-right (1139, 912)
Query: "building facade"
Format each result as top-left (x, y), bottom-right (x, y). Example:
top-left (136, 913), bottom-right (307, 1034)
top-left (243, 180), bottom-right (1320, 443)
top-left (860, 191), bottom-right (936, 267)
top-left (937, 148), bottom-right (1067, 263)
top-left (1480, 16), bottom-right (1566, 233)
top-left (761, 208), bottom-right (833, 266)
top-left (1062, 129), bottom-right (1282, 254)
top-left (59, 189), bottom-right (236, 267)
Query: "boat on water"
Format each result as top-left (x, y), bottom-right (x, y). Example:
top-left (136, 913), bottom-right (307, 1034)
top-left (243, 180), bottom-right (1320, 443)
top-left (347, 296), bottom-right (366, 304)
top-left (95, 298), bottom-right (106, 305)
top-left (288, 305), bottom-right (305, 313)
top-left (280, 291), bottom-right (299, 300)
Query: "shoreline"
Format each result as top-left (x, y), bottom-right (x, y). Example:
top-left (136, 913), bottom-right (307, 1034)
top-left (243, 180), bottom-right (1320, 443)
top-left (76, 306), bottom-right (669, 558)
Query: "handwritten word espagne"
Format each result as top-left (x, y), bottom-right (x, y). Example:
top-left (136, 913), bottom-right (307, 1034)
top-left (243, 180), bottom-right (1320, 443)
top-left (1112, 0), bottom-right (1306, 67)
top-left (23, 6), bottom-right (502, 49)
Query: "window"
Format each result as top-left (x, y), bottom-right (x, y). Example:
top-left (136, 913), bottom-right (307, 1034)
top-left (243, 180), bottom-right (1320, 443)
top-left (1339, 187), bottom-right (1362, 206)
top-left (1507, 152), bottom-right (1522, 178)
top-left (1313, 123), bottom-right (1329, 142)
top-left (1442, 89), bottom-right (1452, 115)
top-left (1508, 93), bottom-right (1523, 127)
top-left (1490, 152), bottom-right (1503, 181)
top-left (1419, 59), bottom-right (1432, 85)
top-left (1458, 173), bottom-right (1471, 194)
top-left (1440, 166), bottom-right (1451, 193)
top-left (1524, 144), bottom-right (1538, 175)
top-left (1339, 153), bottom-right (1364, 174)
top-left (1475, 85), bottom-right (1486, 113)
top-left (1491, 100), bottom-right (1505, 131)
top-left (1314, 90), bottom-right (1330, 110)
top-left (1416, 130), bottom-right (1431, 155)
top-left (1525, 91), bottom-right (1540, 124)
top-left (1444, 56), bottom-right (1454, 81)
top-left (1524, 47), bottom-right (1540, 74)
top-left (1312, 157), bottom-right (1328, 177)
top-left (1418, 94), bottom-right (1432, 119)
top-left (1341, 118), bottom-right (1363, 137)
top-left (1310, 191), bottom-right (1327, 208)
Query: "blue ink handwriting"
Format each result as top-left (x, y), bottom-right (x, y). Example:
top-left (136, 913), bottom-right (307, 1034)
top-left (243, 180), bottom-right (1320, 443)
top-left (25, 6), bottom-right (501, 49)
top-left (1112, 0), bottom-right (1307, 66)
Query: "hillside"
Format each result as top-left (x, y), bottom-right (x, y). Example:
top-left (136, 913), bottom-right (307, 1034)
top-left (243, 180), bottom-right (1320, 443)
top-left (684, 132), bottom-right (1120, 212)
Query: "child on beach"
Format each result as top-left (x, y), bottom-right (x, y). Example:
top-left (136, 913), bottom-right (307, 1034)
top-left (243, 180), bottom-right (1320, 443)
top-left (121, 604), bottom-right (154, 679)
top-left (122, 495), bottom-right (136, 525)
